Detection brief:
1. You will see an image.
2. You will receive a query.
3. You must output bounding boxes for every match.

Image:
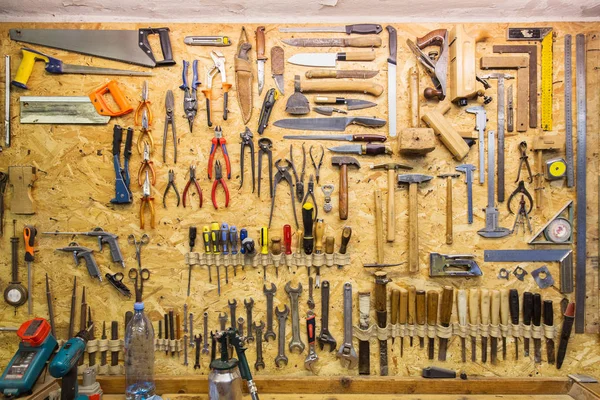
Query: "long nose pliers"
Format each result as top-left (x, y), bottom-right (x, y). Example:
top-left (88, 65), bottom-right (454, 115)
top-left (163, 90), bottom-right (177, 164)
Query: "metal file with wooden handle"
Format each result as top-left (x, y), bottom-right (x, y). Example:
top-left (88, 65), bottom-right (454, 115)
top-left (500, 289), bottom-right (510, 361)
top-left (399, 288), bottom-right (408, 356)
top-left (427, 290), bottom-right (438, 360)
top-left (407, 286), bottom-right (416, 347)
top-left (490, 290), bottom-right (500, 365)
top-left (416, 290), bottom-right (426, 348)
top-left (390, 289), bottom-right (399, 345)
top-left (438, 286), bottom-right (454, 361)
top-left (480, 289), bottom-right (490, 363)
top-left (469, 289), bottom-right (479, 361)
top-left (298, 79), bottom-right (384, 96)
top-left (457, 290), bottom-right (467, 362)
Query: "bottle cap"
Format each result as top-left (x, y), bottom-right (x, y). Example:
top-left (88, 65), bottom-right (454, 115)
top-left (134, 302), bottom-right (145, 311)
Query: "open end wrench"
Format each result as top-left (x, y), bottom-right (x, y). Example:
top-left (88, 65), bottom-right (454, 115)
top-left (244, 298), bottom-right (255, 343)
top-left (202, 312), bottom-right (210, 355)
top-left (263, 283), bottom-right (277, 341)
top-left (275, 305), bottom-right (289, 367)
top-left (253, 321), bottom-right (265, 370)
top-left (285, 281), bottom-right (305, 353)
top-left (337, 282), bottom-right (358, 369)
top-left (228, 299), bottom-right (237, 328)
top-left (317, 280), bottom-right (337, 351)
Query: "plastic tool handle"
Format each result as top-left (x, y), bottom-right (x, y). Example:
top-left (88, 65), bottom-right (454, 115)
top-left (314, 219), bottom-right (325, 253)
top-left (386, 25), bottom-right (397, 64)
top-left (260, 227), bottom-right (268, 255)
top-left (306, 312), bottom-right (316, 344)
top-left (202, 226), bottom-right (211, 253)
top-left (543, 300), bottom-right (553, 326)
top-left (469, 289), bottom-right (479, 325)
top-left (408, 286), bottom-right (417, 325)
top-left (391, 289), bottom-right (399, 326)
top-left (23, 225), bottom-right (37, 262)
top-left (457, 289), bottom-right (467, 326)
top-left (124, 128), bottom-right (133, 162)
top-left (490, 290), bottom-right (500, 326)
top-left (346, 24), bottom-right (383, 35)
top-left (416, 290), bottom-right (426, 325)
top-left (139, 27), bottom-right (176, 66)
top-left (523, 292), bottom-right (533, 325)
top-left (399, 288), bottom-right (408, 324)
top-left (256, 26), bottom-right (267, 60)
top-left (189, 226), bottom-right (197, 251)
top-left (500, 289), bottom-right (509, 326)
top-left (80, 250), bottom-right (102, 281)
top-left (426, 291), bottom-right (439, 326)
top-left (283, 225), bottom-right (292, 255)
top-left (12, 47), bottom-right (50, 89)
top-left (210, 222), bottom-right (221, 254)
top-left (532, 294), bottom-right (542, 327)
top-left (89, 80), bottom-right (133, 117)
top-left (480, 289), bottom-right (490, 325)
top-left (439, 286), bottom-right (454, 327)
top-left (112, 125), bottom-right (123, 156)
top-left (302, 203), bottom-right (314, 255)
top-left (509, 289), bottom-right (520, 325)
top-left (338, 227), bottom-right (352, 254)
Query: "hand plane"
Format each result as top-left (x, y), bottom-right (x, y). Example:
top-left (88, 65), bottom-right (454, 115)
top-left (407, 29), bottom-right (449, 101)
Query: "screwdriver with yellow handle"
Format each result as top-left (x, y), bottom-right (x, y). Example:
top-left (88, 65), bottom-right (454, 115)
top-left (23, 225), bottom-right (37, 315)
top-left (12, 47), bottom-right (152, 89)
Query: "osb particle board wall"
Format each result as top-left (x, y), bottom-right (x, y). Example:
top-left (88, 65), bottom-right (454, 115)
top-left (0, 22), bottom-right (599, 378)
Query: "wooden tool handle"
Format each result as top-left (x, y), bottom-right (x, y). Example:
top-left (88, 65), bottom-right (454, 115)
top-left (314, 220), bottom-right (325, 253)
top-left (271, 237), bottom-right (282, 256)
top-left (399, 288), bottom-right (408, 324)
top-left (363, 144), bottom-right (392, 155)
top-left (409, 66), bottom-right (420, 128)
top-left (457, 290), bottom-right (467, 326)
top-left (422, 105), bottom-right (470, 160)
top-left (386, 169), bottom-right (395, 242)
top-left (408, 286), bottom-right (417, 324)
top-left (469, 289), bottom-right (479, 324)
top-left (427, 290), bottom-right (439, 326)
top-left (296, 229), bottom-right (303, 254)
top-left (374, 190), bottom-right (384, 264)
top-left (344, 51), bottom-right (376, 61)
top-left (439, 286), bottom-right (454, 327)
top-left (344, 36), bottom-right (382, 47)
top-left (339, 227), bottom-right (352, 254)
top-left (416, 29), bottom-right (447, 49)
top-left (480, 289), bottom-right (490, 325)
top-left (256, 26), bottom-right (266, 60)
top-left (355, 134), bottom-right (388, 142)
top-left (313, 95), bottom-right (339, 103)
top-left (490, 290), bottom-right (500, 326)
top-left (325, 236), bottom-right (335, 254)
top-left (300, 80), bottom-right (384, 96)
top-left (532, 293), bottom-right (542, 327)
top-left (500, 289), bottom-right (509, 325)
top-left (306, 70), bottom-right (338, 79)
top-left (339, 165), bottom-right (348, 220)
top-left (374, 271), bottom-right (389, 317)
top-left (416, 290), bottom-right (426, 325)
top-left (8, 166), bottom-right (36, 215)
top-left (445, 176), bottom-right (453, 245)
top-left (523, 292), bottom-right (533, 325)
top-left (176, 313), bottom-right (181, 339)
top-left (408, 183), bottom-right (419, 273)
top-left (543, 300), bottom-right (553, 326)
top-left (391, 289), bottom-right (400, 325)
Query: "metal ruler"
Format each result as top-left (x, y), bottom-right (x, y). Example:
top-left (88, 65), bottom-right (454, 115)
top-left (575, 33), bottom-right (587, 333)
top-left (4, 55), bottom-right (9, 148)
top-left (564, 35), bottom-right (575, 188)
top-left (541, 32), bottom-right (554, 131)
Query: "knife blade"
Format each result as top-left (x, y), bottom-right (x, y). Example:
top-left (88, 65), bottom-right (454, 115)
top-left (274, 116), bottom-right (386, 131)
top-left (509, 289), bottom-right (520, 360)
top-left (556, 302), bottom-right (575, 369)
top-left (480, 289), bottom-right (490, 363)
top-left (427, 290), bottom-right (438, 360)
top-left (279, 24), bottom-right (383, 35)
top-left (532, 293), bottom-right (542, 363)
top-left (283, 134), bottom-right (386, 142)
top-left (457, 290), bottom-right (467, 362)
top-left (328, 144), bottom-right (392, 156)
top-left (256, 26), bottom-right (267, 96)
top-left (287, 51), bottom-right (376, 68)
top-left (523, 292), bottom-right (533, 358)
top-left (271, 46), bottom-right (285, 95)
top-left (306, 69), bottom-right (379, 79)
top-left (282, 36), bottom-right (382, 48)
top-left (543, 300), bottom-right (555, 364)
top-left (386, 25), bottom-right (397, 138)
top-left (313, 96), bottom-right (377, 111)
top-left (314, 106), bottom-right (347, 116)
top-left (490, 290), bottom-right (500, 365)
top-left (437, 286), bottom-right (454, 361)
top-left (469, 289), bottom-right (479, 362)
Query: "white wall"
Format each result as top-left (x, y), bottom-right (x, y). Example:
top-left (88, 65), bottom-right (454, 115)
top-left (1, 0), bottom-right (599, 22)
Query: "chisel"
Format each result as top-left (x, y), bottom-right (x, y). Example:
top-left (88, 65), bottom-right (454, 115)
top-left (509, 289), bottom-right (520, 360)
top-left (544, 300), bottom-right (555, 364)
top-left (399, 288), bottom-right (408, 356)
top-left (522, 292), bottom-right (533, 357)
top-left (480, 289), bottom-right (490, 363)
top-left (169, 310), bottom-right (176, 357)
top-left (408, 286), bottom-right (417, 347)
top-left (556, 302), bottom-right (575, 369)
top-left (390, 289), bottom-right (399, 346)
top-left (500, 289), bottom-right (510, 361)
top-left (416, 290), bottom-right (426, 348)
top-left (469, 289), bottom-right (479, 362)
top-left (490, 290), bottom-right (500, 365)
top-left (532, 293), bottom-right (542, 363)
top-left (427, 290), bottom-right (438, 360)
top-left (110, 321), bottom-right (119, 367)
top-left (438, 286), bottom-right (454, 361)
top-left (100, 321), bottom-right (107, 366)
top-left (457, 290), bottom-right (467, 362)
top-left (164, 313), bottom-right (170, 355)
top-left (374, 271), bottom-right (390, 376)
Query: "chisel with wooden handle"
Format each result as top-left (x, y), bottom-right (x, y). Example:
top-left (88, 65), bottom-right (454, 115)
top-left (416, 290), bottom-right (426, 348)
top-left (390, 289), bottom-right (399, 346)
top-left (490, 290), bottom-right (500, 365)
top-left (457, 289), bottom-right (467, 362)
top-left (438, 286), bottom-right (454, 361)
top-left (500, 289), bottom-right (510, 361)
top-left (509, 289), bottom-right (520, 360)
top-left (399, 288), bottom-right (408, 357)
top-left (408, 286), bottom-right (416, 347)
top-left (532, 293), bottom-right (542, 363)
top-left (480, 289), bottom-right (490, 363)
top-left (544, 300), bottom-right (555, 364)
top-left (358, 291), bottom-right (371, 375)
top-left (469, 289), bottom-right (479, 362)
top-left (523, 292), bottom-right (533, 357)
top-left (427, 290), bottom-right (438, 360)
top-left (374, 271), bottom-right (390, 376)
top-left (556, 302), bottom-right (575, 369)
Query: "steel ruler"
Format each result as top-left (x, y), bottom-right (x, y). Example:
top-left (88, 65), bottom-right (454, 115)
top-left (541, 32), bottom-right (554, 131)
top-left (564, 35), bottom-right (575, 188)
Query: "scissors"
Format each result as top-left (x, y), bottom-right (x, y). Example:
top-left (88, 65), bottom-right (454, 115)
top-left (128, 267), bottom-right (150, 300)
top-left (128, 233), bottom-right (150, 270)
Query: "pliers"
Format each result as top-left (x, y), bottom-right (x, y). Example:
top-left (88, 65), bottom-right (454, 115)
top-left (208, 126), bottom-right (231, 180)
top-left (202, 51), bottom-right (231, 127)
top-left (269, 159), bottom-right (299, 229)
top-left (183, 165), bottom-right (203, 208)
top-left (211, 160), bottom-right (230, 209)
top-left (302, 175), bottom-right (318, 221)
top-left (163, 169), bottom-right (180, 208)
top-left (239, 127), bottom-right (255, 192)
top-left (310, 145), bottom-right (324, 184)
top-left (136, 109), bottom-right (154, 155)
top-left (290, 144), bottom-right (306, 201)
top-left (515, 141), bottom-right (533, 183)
top-left (134, 81), bottom-right (153, 126)
top-left (137, 142), bottom-right (156, 186)
top-left (140, 170), bottom-right (155, 229)
top-left (163, 90), bottom-right (177, 164)
top-left (258, 138), bottom-right (273, 198)
top-left (180, 60), bottom-right (200, 132)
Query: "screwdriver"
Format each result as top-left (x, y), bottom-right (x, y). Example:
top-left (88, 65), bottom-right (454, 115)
top-left (23, 225), bottom-right (37, 315)
top-left (229, 226), bottom-right (238, 276)
top-left (220, 223), bottom-right (230, 284)
top-left (313, 219), bottom-right (325, 287)
top-left (210, 222), bottom-right (221, 295)
top-left (407, 286), bottom-right (416, 347)
top-left (415, 290), bottom-right (426, 348)
top-left (522, 292), bottom-right (533, 357)
top-left (509, 289), bottom-right (520, 360)
top-left (302, 203), bottom-right (315, 277)
top-left (202, 226), bottom-right (212, 283)
top-left (187, 226), bottom-right (197, 296)
top-left (426, 290), bottom-right (438, 360)
top-left (500, 289), bottom-right (509, 361)
top-left (457, 289), bottom-right (467, 362)
top-left (283, 224), bottom-right (292, 256)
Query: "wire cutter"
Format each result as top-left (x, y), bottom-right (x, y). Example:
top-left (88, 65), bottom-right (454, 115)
top-left (202, 51), bottom-right (232, 127)
top-left (137, 141), bottom-right (156, 186)
top-left (163, 90), bottom-right (177, 164)
top-left (239, 127), bottom-right (255, 192)
top-left (208, 126), bottom-right (231, 180)
top-left (290, 144), bottom-right (306, 201)
top-left (136, 109), bottom-right (154, 155)
top-left (310, 145), bottom-right (324, 184)
top-left (269, 159), bottom-right (299, 229)
top-left (211, 161), bottom-right (230, 209)
top-left (183, 165), bottom-right (202, 208)
top-left (180, 60), bottom-right (200, 132)
top-left (134, 81), bottom-right (153, 126)
top-left (163, 169), bottom-right (180, 208)
top-left (515, 141), bottom-right (533, 183)
top-left (258, 138), bottom-right (273, 198)
top-left (140, 170), bottom-right (155, 229)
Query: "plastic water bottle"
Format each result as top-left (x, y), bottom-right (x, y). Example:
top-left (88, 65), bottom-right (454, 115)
top-left (125, 302), bottom-right (159, 400)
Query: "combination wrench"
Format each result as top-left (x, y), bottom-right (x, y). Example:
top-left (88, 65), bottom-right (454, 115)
top-left (253, 321), bottom-right (265, 370)
top-left (244, 297), bottom-right (255, 342)
top-left (202, 312), bottom-right (210, 355)
top-left (285, 281), bottom-right (305, 353)
top-left (263, 283), bottom-right (277, 341)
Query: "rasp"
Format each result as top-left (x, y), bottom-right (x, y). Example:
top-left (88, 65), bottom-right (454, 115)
top-left (374, 272), bottom-right (390, 376)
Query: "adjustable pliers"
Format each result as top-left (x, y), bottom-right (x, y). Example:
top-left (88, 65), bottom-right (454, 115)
top-left (202, 51), bottom-right (231, 127)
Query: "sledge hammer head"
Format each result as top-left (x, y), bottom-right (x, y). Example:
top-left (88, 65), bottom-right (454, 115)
top-left (397, 173), bottom-right (433, 186)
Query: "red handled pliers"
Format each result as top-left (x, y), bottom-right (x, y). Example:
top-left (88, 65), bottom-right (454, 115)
top-left (208, 126), bottom-right (231, 180)
top-left (211, 160), bottom-right (230, 209)
top-left (183, 165), bottom-right (203, 208)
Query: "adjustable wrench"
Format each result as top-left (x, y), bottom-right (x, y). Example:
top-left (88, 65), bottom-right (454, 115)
top-left (317, 280), bottom-right (337, 351)
top-left (307, 277), bottom-right (315, 309)
top-left (244, 298), bottom-right (255, 343)
top-left (253, 321), bottom-right (265, 370)
top-left (202, 312), bottom-right (210, 355)
top-left (337, 282), bottom-right (358, 369)
top-left (275, 305), bottom-right (289, 367)
top-left (263, 283), bottom-right (277, 341)
top-left (304, 310), bottom-right (319, 372)
top-left (285, 281), bottom-right (305, 353)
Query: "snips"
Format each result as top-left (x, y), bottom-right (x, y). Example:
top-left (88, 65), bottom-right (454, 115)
top-left (163, 90), bottom-right (177, 164)
top-left (239, 127), bottom-right (255, 192)
top-left (208, 126), bottom-right (231, 180)
top-left (140, 170), bottom-right (155, 229)
top-left (137, 141), bottom-right (156, 186)
top-left (136, 109), bottom-right (154, 155)
top-left (310, 145), bottom-right (324, 184)
top-left (202, 51), bottom-right (232, 127)
top-left (180, 60), bottom-right (200, 132)
top-left (183, 165), bottom-right (203, 208)
top-left (508, 180), bottom-right (533, 215)
top-left (258, 137), bottom-right (273, 198)
top-left (269, 159), bottom-right (299, 229)
top-left (163, 169), bottom-right (180, 208)
top-left (211, 160), bottom-right (230, 209)
top-left (134, 81), bottom-right (153, 126)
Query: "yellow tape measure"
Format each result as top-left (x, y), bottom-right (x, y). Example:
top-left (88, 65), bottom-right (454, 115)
top-left (545, 158), bottom-right (567, 180)
top-left (541, 31), bottom-right (554, 131)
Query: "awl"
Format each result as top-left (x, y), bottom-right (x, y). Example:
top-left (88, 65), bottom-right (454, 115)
top-left (283, 134), bottom-right (386, 142)
top-left (282, 36), bottom-right (382, 47)
top-left (437, 286), bottom-right (454, 361)
top-left (288, 51), bottom-right (376, 68)
top-left (328, 144), bottom-right (391, 156)
top-left (313, 96), bottom-right (377, 111)
top-left (279, 24), bottom-right (383, 35)
top-left (274, 116), bottom-right (385, 131)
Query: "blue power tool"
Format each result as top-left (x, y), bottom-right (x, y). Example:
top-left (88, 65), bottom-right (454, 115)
top-left (0, 318), bottom-right (58, 398)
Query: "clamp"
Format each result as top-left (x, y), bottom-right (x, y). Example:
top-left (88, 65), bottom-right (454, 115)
top-left (515, 141), bottom-right (533, 183)
top-left (202, 51), bottom-right (231, 127)
top-left (140, 170), bottom-right (155, 229)
top-left (239, 127), bottom-right (255, 192)
top-left (269, 159), bottom-right (299, 229)
top-left (258, 138), bottom-right (273, 198)
top-left (134, 81), bottom-right (153, 126)
top-left (309, 145), bottom-right (324, 184)
top-left (163, 90), bottom-right (177, 164)
top-left (211, 161), bottom-right (230, 209)
top-left (180, 60), bottom-right (200, 132)
top-left (208, 126), bottom-right (231, 180)
top-left (508, 180), bottom-right (533, 215)
top-left (163, 169), bottom-right (180, 208)
top-left (183, 166), bottom-right (203, 208)
top-left (137, 141), bottom-right (156, 187)
top-left (136, 109), bottom-right (154, 155)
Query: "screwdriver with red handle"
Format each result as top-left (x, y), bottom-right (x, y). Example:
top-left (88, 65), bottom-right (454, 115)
top-left (23, 225), bottom-right (37, 315)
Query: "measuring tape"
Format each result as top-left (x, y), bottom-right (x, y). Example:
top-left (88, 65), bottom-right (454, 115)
top-left (545, 158), bottom-right (567, 180)
top-left (541, 31), bottom-right (554, 131)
